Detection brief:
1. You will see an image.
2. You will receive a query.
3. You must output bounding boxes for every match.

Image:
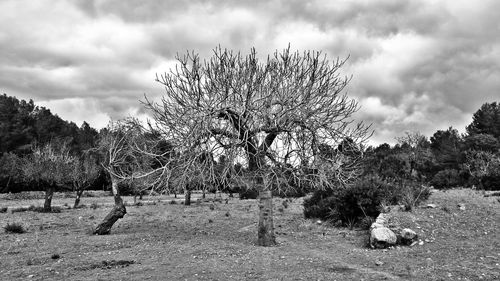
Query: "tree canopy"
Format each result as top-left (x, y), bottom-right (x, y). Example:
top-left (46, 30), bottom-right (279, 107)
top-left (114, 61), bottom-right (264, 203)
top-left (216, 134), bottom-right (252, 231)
top-left (144, 46), bottom-right (371, 193)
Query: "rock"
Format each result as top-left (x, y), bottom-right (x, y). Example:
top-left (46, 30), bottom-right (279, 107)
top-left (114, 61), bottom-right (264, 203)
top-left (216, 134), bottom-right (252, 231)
top-left (380, 205), bottom-right (391, 213)
top-left (370, 222), bottom-right (384, 230)
top-left (425, 204), bottom-right (437, 208)
top-left (400, 228), bottom-right (418, 245)
top-left (458, 203), bottom-right (466, 211)
top-left (370, 227), bottom-right (397, 249)
top-left (375, 260), bottom-right (384, 266)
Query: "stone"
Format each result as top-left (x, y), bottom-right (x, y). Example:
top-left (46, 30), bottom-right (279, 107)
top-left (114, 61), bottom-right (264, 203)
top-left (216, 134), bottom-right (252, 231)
top-left (458, 203), bottom-right (466, 211)
top-left (425, 204), bottom-right (437, 208)
top-left (370, 222), bottom-right (384, 230)
top-left (400, 228), bottom-right (418, 245)
top-left (370, 227), bottom-right (397, 249)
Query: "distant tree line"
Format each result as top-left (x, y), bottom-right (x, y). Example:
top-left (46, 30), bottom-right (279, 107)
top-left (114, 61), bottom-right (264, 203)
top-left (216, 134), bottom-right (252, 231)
top-left (363, 101), bottom-right (500, 190)
top-left (0, 93), bottom-right (106, 195)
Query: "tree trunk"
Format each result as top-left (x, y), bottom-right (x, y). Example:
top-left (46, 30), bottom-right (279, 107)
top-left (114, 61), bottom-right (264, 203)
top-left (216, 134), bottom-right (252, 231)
top-left (44, 185), bottom-right (55, 212)
top-left (257, 189), bottom-right (276, 246)
top-left (185, 189), bottom-right (191, 206)
top-left (74, 187), bottom-right (85, 208)
top-left (94, 176), bottom-right (126, 235)
top-left (202, 188), bottom-right (206, 199)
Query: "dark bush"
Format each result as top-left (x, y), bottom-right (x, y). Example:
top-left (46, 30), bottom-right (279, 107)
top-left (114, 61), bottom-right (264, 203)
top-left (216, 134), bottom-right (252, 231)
top-left (304, 175), bottom-right (394, 224)
top-left (4, 222), bottom-right (26, 234)
top-left (303, 175), bottom-right (431, 225)
top-left (239, 189), bottom-right (259, 200)
top-left (303, 189), bottom-right (335, 219)
top-left (431, 169), bottom-right (462, 189)
top-left (481, 173), bottom-right (500, 191)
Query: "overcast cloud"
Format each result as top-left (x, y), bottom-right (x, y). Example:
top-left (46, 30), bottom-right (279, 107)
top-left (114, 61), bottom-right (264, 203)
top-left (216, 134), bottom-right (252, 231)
top-left (1, 0), bottom-right (499, 145)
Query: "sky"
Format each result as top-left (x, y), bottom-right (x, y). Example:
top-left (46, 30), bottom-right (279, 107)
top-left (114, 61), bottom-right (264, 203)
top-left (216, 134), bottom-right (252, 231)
top-left (1, 0), bottom-right (499, 145)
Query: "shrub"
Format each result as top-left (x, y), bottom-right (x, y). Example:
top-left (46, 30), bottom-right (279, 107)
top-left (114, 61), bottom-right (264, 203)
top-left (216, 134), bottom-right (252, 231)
top-left (304, 175), bottom-right (394, 225)
top-left (398, 183), bottom-right (432, 211)
top-left (303, 189), bottom-right (338, 220)
top-left (431, 169), bottom-right (462, 189)
top-left (4, 222), bottom-right (26, 234)
top-left (239, 189), bottom-right (259, 200)
top-left (0, 207), bottom-right (7, 213)
top-left (303, 175), bottom-right (431, 225)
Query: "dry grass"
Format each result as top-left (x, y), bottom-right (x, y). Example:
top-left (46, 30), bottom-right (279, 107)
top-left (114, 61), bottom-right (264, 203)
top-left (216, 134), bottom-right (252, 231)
top-left (0, 189), bottom-right (498, 280)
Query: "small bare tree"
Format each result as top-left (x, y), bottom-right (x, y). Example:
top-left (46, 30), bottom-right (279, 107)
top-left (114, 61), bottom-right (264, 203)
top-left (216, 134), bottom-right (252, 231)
top-left (144, 46), bottom-right (371, 246)
top-left (93, 120), bottom-right (169, 235)
top-left (70, 152), bottom-right (101, 208)
top-left (22, 141), bottom-right (74, 212)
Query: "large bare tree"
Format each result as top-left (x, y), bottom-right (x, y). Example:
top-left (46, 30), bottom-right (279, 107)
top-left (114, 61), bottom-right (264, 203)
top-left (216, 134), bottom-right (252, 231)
top-left (144, 46), bottom-right (371, 246)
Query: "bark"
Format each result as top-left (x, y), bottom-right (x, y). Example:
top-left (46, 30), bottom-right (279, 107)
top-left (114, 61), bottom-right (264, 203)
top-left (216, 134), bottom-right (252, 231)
top-left (93, 176), bottom-right (126, 235)
top-left (185, 189), bottom-right (191, 206)
top-left (74, 187), bottom-right (85, 208)
top-left (43, 185), bottom-right (55, 212)
top-left (257, 189), bottom-right (276, 246)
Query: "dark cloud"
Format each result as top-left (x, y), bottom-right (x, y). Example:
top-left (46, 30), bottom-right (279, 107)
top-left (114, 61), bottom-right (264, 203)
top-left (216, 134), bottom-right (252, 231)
top-left (0, 0), bottom-right (498, 144)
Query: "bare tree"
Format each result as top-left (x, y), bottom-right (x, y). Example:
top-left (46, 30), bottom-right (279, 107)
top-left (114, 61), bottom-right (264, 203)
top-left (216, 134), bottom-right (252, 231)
top-left (93, 120), bottom-right (169, 235)
top-left (144, 46), bottom-right (371, 246)
top-left (70, 152), bottom-right (101, 208)
top-left (22, 141), bottom-right (74, 212)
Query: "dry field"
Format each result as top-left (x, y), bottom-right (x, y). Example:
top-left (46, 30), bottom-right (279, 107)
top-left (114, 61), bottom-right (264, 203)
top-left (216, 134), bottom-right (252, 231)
top-left (0, 189), bottom-right (499, 280)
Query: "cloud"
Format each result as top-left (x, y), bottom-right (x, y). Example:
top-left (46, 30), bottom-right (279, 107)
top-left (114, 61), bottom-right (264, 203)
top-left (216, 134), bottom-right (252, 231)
top-left (0, 0), bottom-right (498, 144)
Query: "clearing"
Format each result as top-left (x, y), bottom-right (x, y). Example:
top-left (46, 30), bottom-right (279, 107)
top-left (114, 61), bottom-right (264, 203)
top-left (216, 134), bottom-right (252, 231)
top-left (0, 189), bottom-right (499, 280)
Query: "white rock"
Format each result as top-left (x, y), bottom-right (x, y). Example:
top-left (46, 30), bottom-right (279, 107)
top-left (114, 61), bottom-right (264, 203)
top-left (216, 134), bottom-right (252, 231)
top-left (426, 204), bottom-right (437, 208)
top-left (400, 228), bottom-right (418, 245)
top-left (370, 223), bottom-right (384, 230)
top-left (401, 228), bottom-right (417, 240)
top-left (370, 227), bottom-right (397, 249)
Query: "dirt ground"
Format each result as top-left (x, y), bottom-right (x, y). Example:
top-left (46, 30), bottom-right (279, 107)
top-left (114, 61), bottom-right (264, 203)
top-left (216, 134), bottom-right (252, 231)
top-left (1, 189), bottom-right (499, 280)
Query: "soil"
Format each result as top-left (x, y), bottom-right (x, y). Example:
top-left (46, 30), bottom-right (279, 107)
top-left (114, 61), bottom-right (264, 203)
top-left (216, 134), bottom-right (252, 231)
top-left (0, 189), bottom-right (499, 280)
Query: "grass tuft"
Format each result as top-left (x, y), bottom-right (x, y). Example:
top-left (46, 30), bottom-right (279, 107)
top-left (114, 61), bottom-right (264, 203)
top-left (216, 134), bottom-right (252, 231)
top-left (4, 222), bottom-right (26, 234)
